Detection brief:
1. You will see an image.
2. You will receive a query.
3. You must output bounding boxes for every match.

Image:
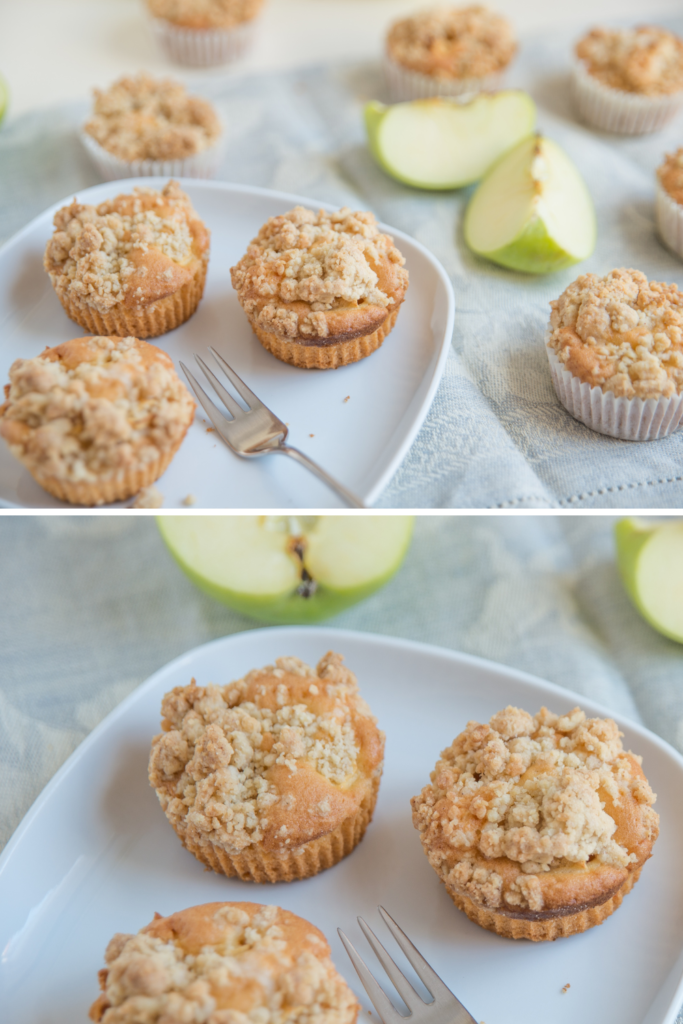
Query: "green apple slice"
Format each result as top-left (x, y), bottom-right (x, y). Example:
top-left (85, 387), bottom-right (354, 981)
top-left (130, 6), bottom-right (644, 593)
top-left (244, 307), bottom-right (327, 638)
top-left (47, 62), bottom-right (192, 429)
top-left (0, 74), bottom-right (8, 126)
top-left (157, 515), bottom-right (414, 624)
top-left (615, 518), bottom-right (683, 644)
top-left (464, 134), bottom-right (596, 274)
top-left (365, 91), bottom-right (536, 190)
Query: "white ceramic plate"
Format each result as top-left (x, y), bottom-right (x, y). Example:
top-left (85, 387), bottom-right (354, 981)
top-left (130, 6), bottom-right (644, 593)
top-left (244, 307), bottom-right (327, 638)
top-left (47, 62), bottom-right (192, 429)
top-left (0, 180), bottom-right (454, 509)
top-left (2, 628), bottom-right (683, 1024)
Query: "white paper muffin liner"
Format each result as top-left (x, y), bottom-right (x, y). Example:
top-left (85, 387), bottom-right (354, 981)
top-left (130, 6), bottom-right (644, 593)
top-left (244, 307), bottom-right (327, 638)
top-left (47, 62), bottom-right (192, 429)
top-left (546, 336), bottom-right (683, 441)
top-left (655, 182), bottom-right (683, 260)
top-left (384, 53), bottom-right (503, 102)
top-left (149, 15), bottom-right (256, 66)
top-left (79, 126), bottom-right (227, 181)
top-left (571, 61), bottom-right (683, 135)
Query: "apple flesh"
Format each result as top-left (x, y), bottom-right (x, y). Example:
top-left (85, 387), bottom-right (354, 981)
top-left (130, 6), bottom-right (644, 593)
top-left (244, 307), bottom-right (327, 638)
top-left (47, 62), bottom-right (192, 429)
top-left (364, 91), bottom-right (536, 190)
top-left (464, 134), bottom-right (596, 274)
top-left (615, 518), bottom-right (683, 643)
top-left (157, 515), bottom-right (414, 624)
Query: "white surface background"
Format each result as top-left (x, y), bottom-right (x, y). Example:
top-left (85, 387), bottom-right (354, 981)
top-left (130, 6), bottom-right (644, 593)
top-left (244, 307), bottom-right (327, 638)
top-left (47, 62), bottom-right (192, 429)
top-left (2, 0), bottom-right (683, 121)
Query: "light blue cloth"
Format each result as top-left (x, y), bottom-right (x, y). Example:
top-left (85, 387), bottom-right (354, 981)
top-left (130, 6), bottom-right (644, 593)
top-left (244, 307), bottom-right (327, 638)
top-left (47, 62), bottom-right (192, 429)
top-left (4, 22), bottom-right (683, 506)
top-left (1, 514), bottom-right (682, 1021)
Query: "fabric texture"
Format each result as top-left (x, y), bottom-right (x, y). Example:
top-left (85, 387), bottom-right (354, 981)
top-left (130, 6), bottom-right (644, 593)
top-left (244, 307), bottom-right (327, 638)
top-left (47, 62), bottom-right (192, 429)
top-left (2, 28), bottom-right (683, 508)
top-left (1, 514), bottom-right (682, 1022)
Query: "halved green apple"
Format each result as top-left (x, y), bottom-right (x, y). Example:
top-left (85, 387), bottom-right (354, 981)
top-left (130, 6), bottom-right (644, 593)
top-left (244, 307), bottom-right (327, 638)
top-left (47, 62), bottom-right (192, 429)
top-left (615, 518), bottom-right (683, 644)
top-left (464, 134), bottom-right (596, 274)
top-left (364, 91), bottom-right (536, 190)
top-left (157, 515), bottom-right (414, 624)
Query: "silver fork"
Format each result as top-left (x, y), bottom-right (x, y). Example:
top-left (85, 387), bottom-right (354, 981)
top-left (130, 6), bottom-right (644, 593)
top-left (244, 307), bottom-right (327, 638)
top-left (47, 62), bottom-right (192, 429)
top-left (338, 907), bottom-right (477, 1024)
top-left (180, 347), bottom-right (365, 509)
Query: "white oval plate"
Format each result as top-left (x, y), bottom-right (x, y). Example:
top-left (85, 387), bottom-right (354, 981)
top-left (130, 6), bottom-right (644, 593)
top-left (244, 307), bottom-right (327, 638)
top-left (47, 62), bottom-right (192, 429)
top-left (0, 180), bottom-right (454, 509)
top-left (1, 627), bottom-right (682, 1024)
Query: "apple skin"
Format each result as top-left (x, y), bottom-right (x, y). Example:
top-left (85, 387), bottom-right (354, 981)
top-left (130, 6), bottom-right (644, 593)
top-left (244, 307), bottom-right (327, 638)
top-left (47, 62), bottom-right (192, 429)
top-left (615, 518), bottom-right (683, 644)
top-left (364, 94), bottom-right (536, 191)
top-left (466, 211), bottom-right (586, 275)
top-left (157, 517), bottom-right (414, 625)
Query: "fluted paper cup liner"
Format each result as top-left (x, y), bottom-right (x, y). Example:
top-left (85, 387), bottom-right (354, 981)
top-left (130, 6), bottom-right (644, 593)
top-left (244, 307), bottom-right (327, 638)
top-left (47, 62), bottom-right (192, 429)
top-left (150, 16), bottom-right (256, 66)
top-left (169, 780), bottom-right (379, 882)
top-left (252, 306), bottom-right (400, 370)
top-left (80, 127), bottom-right (227, 181)
top-left (384, 53), bottom-right (503, 102)
top-left (546, 339), bottom-right (683, 441)
top-left (571, 61), bottom-right (683, 134)
top-left (446, 866), bottom-right (640, 942)
top-left (655, 182), bottom-right (683, 260)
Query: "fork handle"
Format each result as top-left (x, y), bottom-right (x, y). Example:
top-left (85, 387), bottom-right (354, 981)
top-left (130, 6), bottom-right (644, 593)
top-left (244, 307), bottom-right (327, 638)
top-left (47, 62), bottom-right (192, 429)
top-left (273, 445), bottom-right (366, 509)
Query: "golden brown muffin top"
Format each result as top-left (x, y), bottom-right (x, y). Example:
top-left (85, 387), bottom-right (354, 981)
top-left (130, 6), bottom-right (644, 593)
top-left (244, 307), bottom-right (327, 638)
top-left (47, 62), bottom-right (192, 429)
top-left (44, 181), bottom-right (210, 315)
top-left (575, 26), bottom-right (683, 96)
top-left (84, 74), bottom-right (221, 162)
top-left (411, 705), bottom-right (658, 915)
top-left (657, 147), bottom-right (683, 204)
top-left (89, 902), bottom-right (360, 1024)
top-left (149, 653), bottom-right (385, 856)
top-left (146, 0), bottom-right (264, 29)
top-left (547, 268), bottom-right (683, 400)
top-left (0, 336), bottom-right (195, 484)
top-left (230, 207), bottom-right (408, 342)
top-left (386, 6), bottom-right (516, 80)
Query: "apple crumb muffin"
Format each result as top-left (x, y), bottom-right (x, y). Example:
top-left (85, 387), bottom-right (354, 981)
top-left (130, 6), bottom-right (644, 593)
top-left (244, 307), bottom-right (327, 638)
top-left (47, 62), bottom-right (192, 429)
top-left (387, 6), bottom-right (516, 80)
top-left (576, 26), bottom-right (683, 97)
top-left (0, 335), bottom-right (195, 506)
top-left (149, 652), bottom-right (384, 881)
top-left (230, 206), bottom-right (409, 369)
top-left (547, 268), bottom-right (683, 401)
top-left (89, 902), bottom-right (360, 1024)
top-left (658, 148), bottom-right (683, 204)
top-left (44, 181), bottom-right (210, 338)
top-left (83, 74), bottom-right (221, 163)
top-left (411, 705), bottom-right (659, 941)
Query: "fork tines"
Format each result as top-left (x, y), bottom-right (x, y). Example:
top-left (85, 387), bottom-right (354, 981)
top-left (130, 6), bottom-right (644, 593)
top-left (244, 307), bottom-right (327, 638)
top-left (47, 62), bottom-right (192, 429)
top-left (338, 907), bottom-right (476, 1024)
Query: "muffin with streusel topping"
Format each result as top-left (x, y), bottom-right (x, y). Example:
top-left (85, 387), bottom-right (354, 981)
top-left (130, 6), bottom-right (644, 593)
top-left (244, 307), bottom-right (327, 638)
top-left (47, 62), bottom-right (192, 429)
top-left (230, 207), bottom-right (409, 370)
top-left (146, 0), bottom-right (265, 66)
top-left (573, 26), bottom-right (683, 134)
top-left (656, 149), bottom-right (683, 260)
top-left (546, 268), bottom-right (683, 440)
top-left (411, 705), bottom-right (659, 941)
top-left (149, 653), bottom-right (384, 882)
top-left (0, 335), bottom-right (195, 505)
top-left (385, 6), bottom-right (516, 101)
top-left (81, 74), bottom-right (224, 180)
top-left (89, 902), bottom-right (360, 1024)
top-left (44, 181), bottom-right (210, 339)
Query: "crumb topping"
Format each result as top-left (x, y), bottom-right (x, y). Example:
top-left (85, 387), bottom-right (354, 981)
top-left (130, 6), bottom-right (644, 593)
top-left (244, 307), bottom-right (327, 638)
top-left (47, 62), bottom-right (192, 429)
top-left (146, 0), bottom-right (265, 29)
top-left (90, 903), bottom-right (359, 1024)
top-left (149, 653), bottom-right (383, 855)
top-left (84, 74), bottom-right (221, 162)
top-left (131, 484), bottom-right (165, 508)
top-left (230, 207), bottom-right (408, 340)
top-left (411, 705), bottom-right (657, 913)
top-left (386, 6), bottom-right (516, 80)
top-left (548, 268), bottom-right (683, 400)
top-left (576, 26), bottom-right (683, 96)
top-left (657, 147), bottom-right (683, 205)
top-left (44, 181), bottom-right (209, 314)
top-left (0, 336), bottom-right (195, 484)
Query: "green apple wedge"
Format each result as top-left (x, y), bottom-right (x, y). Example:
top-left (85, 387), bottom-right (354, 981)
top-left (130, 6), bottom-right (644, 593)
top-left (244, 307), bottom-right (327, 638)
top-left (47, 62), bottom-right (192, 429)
top-left (615, 518), bottom-right (683, 644)
top-left (157, 515), bottom-right (414, 624)
top-left (464, 134), bottom-right (596, 274)
top-left (0, 74), bottom-right (8, 127)
top-left (364, 91), bottom-right (536, 190)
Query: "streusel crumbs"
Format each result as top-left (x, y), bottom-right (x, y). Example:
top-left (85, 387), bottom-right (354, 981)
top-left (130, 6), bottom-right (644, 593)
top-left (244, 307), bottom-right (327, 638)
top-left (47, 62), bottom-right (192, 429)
top-left (84, 74), bottom-right (221, 162)
top-left (576, 26), bottom-right (683, 96)
top-left (146, 0), bottom-right (264, 29)
top-left (387, 6), bottom-right (516, 80)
